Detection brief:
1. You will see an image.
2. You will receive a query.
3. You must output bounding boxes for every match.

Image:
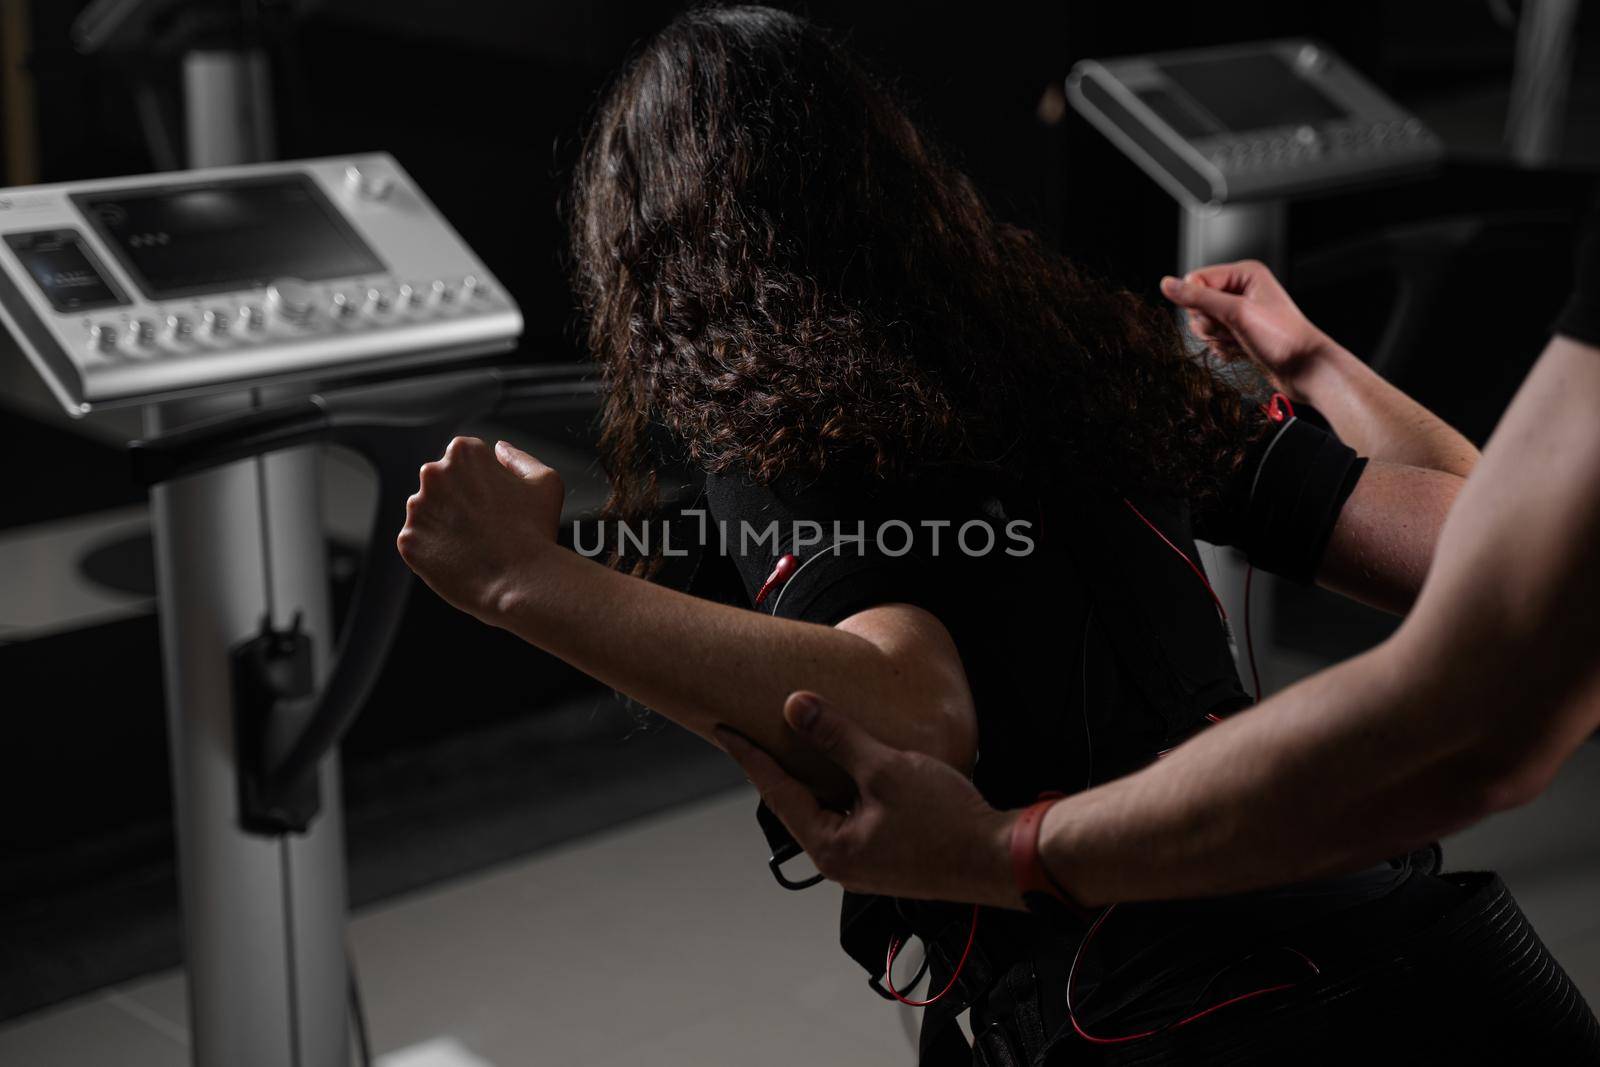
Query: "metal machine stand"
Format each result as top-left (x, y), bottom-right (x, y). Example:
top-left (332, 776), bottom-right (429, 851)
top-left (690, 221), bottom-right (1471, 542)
top-left (146, 393), bottom-right (348, 1065)
top-left (168, 47), bottom-right (354, 1067)
top-left (71, 5), bottom-right (347, 1059)
top-left (126, 368), bottom-right (597, 1067)
top-left (1, 129), bottom-right (553, 1065)
top-left (1177, 202), bottom-right (1286, 277)
top-left (183, 47), bottom-right (276, 169)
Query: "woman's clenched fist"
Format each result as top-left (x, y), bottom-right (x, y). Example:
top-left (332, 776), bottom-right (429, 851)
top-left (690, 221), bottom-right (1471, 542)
top-left (1160, 259), bottom-right (1337, 399)
top-left (396, 436), bottom-right (565, 627)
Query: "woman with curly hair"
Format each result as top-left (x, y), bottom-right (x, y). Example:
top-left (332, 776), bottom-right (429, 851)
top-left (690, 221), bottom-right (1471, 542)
top-left (395, 6), bottom-right (1594, 1063)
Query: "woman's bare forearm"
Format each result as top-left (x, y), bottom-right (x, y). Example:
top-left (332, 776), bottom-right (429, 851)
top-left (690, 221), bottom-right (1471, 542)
top-left (1291, 342), bottom-right (1478, 477)
top-left (1160, 264), bottom-right (1476, 476)
top-left (1314, 460), bottom-right (1463, 613)
top-left (490, 547), bottom-right (975, 798)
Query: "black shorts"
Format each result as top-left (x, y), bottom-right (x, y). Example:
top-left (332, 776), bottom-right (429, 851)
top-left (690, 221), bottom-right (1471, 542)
top-left (977, 873), bottom-right (1600, 1066)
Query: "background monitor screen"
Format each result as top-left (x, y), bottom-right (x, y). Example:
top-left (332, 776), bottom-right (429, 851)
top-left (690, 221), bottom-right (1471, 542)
top-left (1156, 53), bottom-right (1349, 135)
top-left (4, 228), bottom-right (128, 312)
top-left (74, 175), bottom-right (384, 300)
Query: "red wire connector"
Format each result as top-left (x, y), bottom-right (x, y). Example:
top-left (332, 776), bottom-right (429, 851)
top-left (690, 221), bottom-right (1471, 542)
top-left (754, 553), bottom-right (798, 607)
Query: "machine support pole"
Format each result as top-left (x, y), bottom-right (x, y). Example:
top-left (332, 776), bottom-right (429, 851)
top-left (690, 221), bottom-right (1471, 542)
top-left (1177, 201), bottom-right (1286, 275)
top-left (1506, 0), bottom-right (1580, 167)
top-left (148, 46), bottom-right (351, 1067)
top-left (183, 49), bottom-right (276, 169)
top-left (147, 391), bottom-right (349, 1067)
top-left (1178, 201), bottom-right (1289, 693)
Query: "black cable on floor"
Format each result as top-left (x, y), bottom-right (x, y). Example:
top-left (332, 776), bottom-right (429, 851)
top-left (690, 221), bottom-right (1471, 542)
top-left (348, 943), bottom-right (373, 1067)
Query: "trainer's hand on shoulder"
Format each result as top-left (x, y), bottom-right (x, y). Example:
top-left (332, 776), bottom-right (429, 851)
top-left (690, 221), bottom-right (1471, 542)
top-left (1160, 260), bottom-right (1336, 398)
top-left (717, 692), bottom-right (1022, 909)
top-left (397, 436), bottom-right (564, 627)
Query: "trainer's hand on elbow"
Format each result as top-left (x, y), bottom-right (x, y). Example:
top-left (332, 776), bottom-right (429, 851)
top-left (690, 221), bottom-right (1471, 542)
top-left (716, 692), bottom-right (1021, 910)
top-left (396, 436), bottom-right (564, 627)
top-left (1160, 259), bottom-right (1337, 398)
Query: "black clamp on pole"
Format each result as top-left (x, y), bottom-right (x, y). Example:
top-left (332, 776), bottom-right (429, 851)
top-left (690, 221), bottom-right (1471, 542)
top-left (131, 364), bottom-right (598, 834)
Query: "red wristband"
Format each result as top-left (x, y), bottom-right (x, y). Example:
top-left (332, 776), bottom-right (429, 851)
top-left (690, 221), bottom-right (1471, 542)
top-left (1008, 795), bottom-right (1091, 919)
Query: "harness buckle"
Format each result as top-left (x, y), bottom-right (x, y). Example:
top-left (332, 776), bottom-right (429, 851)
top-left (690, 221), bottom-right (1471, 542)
top-left (767, 838), bottom-right (825, 891)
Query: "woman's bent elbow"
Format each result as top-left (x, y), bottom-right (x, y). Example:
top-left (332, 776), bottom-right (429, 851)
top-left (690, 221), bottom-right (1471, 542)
top-left (889, 681), bottom-right (977, 772)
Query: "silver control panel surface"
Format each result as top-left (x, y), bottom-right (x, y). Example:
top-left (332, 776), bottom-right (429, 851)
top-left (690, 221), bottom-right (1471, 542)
top-left (0, 154), bottom-right (521, 415)
top-left (1067, 40), bottom-right (1442, 208)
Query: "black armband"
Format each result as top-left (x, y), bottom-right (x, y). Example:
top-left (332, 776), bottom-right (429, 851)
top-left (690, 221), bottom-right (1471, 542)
top-left (1233, 415), bottom-right (1366, 584)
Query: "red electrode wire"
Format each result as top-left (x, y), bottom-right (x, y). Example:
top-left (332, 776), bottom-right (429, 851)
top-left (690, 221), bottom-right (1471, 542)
top-left (1065, 903), bottom-right (1318, 1045)
top-left (1121, 498), bottom-right (1230, 726)
top-left (1079, 397), bottom-right (1312, 1040)
top-left (883, 903), bottom-right (981, 1007)
top-left (875, 415), bottom-right (1293, 1027)
top-left (1120, 499), bottom-right (1228, 622)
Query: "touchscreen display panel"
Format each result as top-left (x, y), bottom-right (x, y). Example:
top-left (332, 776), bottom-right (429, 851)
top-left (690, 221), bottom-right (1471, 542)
top-left (74, 175), bottom-right (384, 300)
top-left (3, 228), bottom-right (128, 312)
top-left (1157, 53), bottom-right (1349, 135)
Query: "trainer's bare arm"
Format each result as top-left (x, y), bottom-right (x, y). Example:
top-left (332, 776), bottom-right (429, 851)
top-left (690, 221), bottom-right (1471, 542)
top-left (722, 333), bottom-right (1600, 909)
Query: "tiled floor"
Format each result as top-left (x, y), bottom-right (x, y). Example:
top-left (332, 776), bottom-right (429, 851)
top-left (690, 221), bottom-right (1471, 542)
top-left (4, 746), bottom-right (1599, 1067)
top-left (0, 789), bottom-right (920, 1067)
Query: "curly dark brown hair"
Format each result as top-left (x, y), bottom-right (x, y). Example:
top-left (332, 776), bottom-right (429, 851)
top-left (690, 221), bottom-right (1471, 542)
top-left (570, 5), bottom-right (1262, 547)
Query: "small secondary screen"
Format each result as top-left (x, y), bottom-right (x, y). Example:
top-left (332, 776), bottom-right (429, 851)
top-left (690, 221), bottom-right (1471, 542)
top-left (74, 175), bottom-right (384, 300)
top-left (4, 228), bottom-right (128, 312)
top-left (1153, 53), bottom-right (1349, 135)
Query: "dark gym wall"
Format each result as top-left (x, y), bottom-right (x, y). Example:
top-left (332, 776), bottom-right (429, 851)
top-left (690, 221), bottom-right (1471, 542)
top-left (14, 0), bottom-right (1560, 364)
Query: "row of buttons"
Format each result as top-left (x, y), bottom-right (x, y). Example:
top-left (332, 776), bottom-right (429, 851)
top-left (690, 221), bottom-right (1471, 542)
top-left (87, 276), bottom-right (492, 355)
top-left (1208, 118), bottom-right (1429, 173)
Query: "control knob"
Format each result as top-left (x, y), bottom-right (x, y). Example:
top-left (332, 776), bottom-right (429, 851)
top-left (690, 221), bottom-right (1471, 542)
top-left (267, 280), bottom-right (317, 325)
top-left (330, 291), bottom-right (360, 320)
top-left (365, 286), bottom-right (396, 315)
top-left (344, 165), bottom-right (394, 201)
top-left (164, 314), bottom-right (196, 345)
top-left (203, 307), bottom-right (234, 337)
top-left (89, 322), bottom-right (120, 352)
top-left (127, 318), bottom-right (157, 349)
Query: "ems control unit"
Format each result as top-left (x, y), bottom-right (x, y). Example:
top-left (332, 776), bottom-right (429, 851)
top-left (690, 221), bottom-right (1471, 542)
top-left (1068, 39), bottom-right (1442, 207)
top-left (0, 153), bottom-right (521, 415)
